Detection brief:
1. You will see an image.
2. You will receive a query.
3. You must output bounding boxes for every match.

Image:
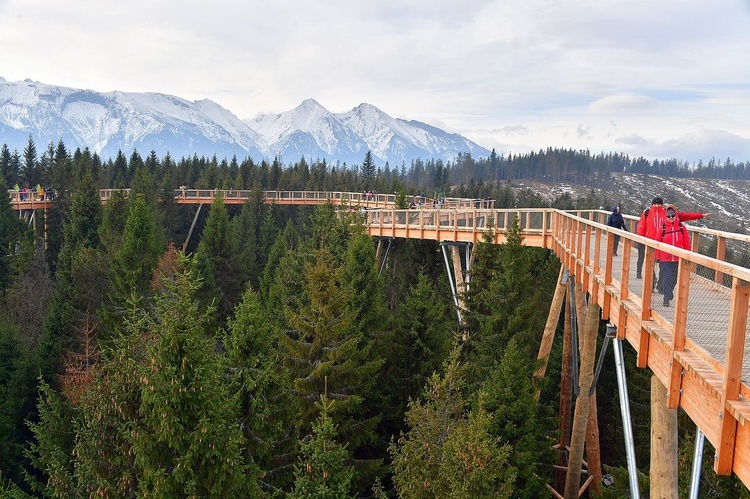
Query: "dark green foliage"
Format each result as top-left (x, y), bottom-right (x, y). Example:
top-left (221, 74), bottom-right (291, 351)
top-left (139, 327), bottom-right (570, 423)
top-left (283, 250), bottom-right (382, 441)
top-left (0, 174), bottom-right (25, 293)
top-left (24, 380), bottom-right (78, 496)
top-left (341, 231), bottom-right (387, 335)
top-left (360, 151), bottom-right (376, 188)
top-left (195, 196), bottom-right (243, 320)
top-left (109, 194), bottom-right (161, 305)
top-left (232, 200), bottom-right (261, 289)
top-left (98, 189), bottom-right (129, 254)
top-left (466, 217), bottom-right (558, 381)
top-left (0, 321), bottom-right (39, 491)
top-left (225, 288), bottom-right (298, 492)
top-left (290, 394), bottom-right (356, 498)
top-left (390, 346), bottom-right (514, 498)
top-left (130, 257), bottom-right (258, 496)
top-left (385, 272), bottom-right (454, 417)
top-left (480, 337), bottom-right (552, 496)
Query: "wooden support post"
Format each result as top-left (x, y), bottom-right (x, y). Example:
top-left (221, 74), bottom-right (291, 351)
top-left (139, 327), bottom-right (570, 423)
top-left (651, 375), bottom-right (679, 497)
top-left (182, 203), bottom-right (204, 252)
top-left (668, 260), bottom-right (693, 408)
top-left (451, 245), bottom-right (467, 311)
top-left (564, 299), bottom-right (600, 499)
top-left (715, 236), bottom-right (726, 285)
top-left (535, 265), bottom-right (567, 396)
top-left (583, 225), bottom-right (592, 295)
top-left (556, 293), bottom-right (574, 493)
top-left (637, 247), bottom-right (655, 368)
top-left (715, 277), bottom-right (750, 475)
top-left (585, 393), bottom-right (602, 495)
top-left (602, 230), bottom-right (615, 320)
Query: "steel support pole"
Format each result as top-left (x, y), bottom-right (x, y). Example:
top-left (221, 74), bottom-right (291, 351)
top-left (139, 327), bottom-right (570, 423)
top-left (613, 334), bottom-right (640, 498)
top-left (688, 428), bottom-right (705, 499)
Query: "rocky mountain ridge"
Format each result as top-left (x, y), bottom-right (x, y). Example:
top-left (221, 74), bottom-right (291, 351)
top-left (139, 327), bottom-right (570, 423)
top-left (0, 78), bottom-right (490, 166)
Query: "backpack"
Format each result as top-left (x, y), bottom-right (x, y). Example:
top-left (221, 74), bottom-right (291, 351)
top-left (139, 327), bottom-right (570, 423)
top-left (662, 221), bottom-right (684, 238)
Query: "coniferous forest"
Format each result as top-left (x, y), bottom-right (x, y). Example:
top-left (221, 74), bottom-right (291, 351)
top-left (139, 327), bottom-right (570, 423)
top-left (2, 138), bottom-right (750, 497)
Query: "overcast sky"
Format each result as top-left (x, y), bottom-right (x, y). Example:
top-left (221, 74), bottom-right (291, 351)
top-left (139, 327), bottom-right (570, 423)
top-left (2, 0), bottom-right (750, 163)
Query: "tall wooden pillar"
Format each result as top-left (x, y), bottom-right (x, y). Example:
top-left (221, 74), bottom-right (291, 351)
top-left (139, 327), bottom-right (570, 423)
top-left (555, 292), bottom-right (574, 492)
top-left (564, 299), bottom-right (600, 498)
top-left (651, 375), bottom-right (679, 497)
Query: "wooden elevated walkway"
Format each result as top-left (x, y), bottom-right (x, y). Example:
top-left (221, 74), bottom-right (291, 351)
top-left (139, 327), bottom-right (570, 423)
top-left (365, 205), bottom-right (750, 487)
top-left (9, 189), bottom-right (750, 487)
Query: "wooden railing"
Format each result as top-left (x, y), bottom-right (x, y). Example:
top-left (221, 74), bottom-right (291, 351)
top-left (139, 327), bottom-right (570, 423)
top-left (8, 189), bottom-right (495, 210)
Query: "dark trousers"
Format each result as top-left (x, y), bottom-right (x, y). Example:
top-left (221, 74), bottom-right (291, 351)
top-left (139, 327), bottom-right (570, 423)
top-left (613, 235), bottom-right (621, 255)
top-left (636, 243), bottom-right (645, 277)
top-left (660, 261), bottom-right (679, 302)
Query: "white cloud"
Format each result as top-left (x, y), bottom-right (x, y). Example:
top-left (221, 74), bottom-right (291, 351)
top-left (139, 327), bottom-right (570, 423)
top-left (1, 0), bottom-right (750, 163)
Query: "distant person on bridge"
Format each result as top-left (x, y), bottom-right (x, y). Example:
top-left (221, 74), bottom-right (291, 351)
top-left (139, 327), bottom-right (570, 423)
top-left (656, 206), bottom-right (691, 307)
top-left (606, 206), bottom-right (627, 256)
top-left (636, 197), bottom-right (710, 287)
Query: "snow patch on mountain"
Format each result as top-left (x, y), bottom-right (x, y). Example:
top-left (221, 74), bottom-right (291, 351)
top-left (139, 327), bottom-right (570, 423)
top-left (1, 77), bottom-right (490, 166)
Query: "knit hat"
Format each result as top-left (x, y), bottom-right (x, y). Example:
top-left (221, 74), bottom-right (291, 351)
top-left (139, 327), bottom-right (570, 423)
top-left (651, 197), bottom-right (663, 205)
top-left (666, 207), bottom-right (676, 217)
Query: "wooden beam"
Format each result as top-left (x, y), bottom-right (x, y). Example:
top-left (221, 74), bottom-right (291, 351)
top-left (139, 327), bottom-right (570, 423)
top-left (182, 203), bottom-right (204, 252)
top-left (651, 375), bottom-right (679, 496)
top-left (667, 260), bottom-right (693, 408)
top-left (715, 277), bottom-right (750, 474)
top-left (556, 293), bottom-right (574, 493)
top-left (451, 245), bottom-right (467, 312)
top-left (715, 236), bottom-right (727, 285)
top-left (638, 247), bottom-right (655, 368)
top-left (565, 299), bottom-right (600, 499)
top-left (535, 265), bottom-right (568, 396)
top-left (585, 393), bottom-right (603, 495)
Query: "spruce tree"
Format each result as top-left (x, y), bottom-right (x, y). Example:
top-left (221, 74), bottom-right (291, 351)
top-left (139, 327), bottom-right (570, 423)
top-left (0, 174), bottom-right (23, 293)
top-left (282, 249), bottom-right (382, 451)
top-left (390, 346), bottom-right (514, 498)
top-left (110, 194), bottom-right (161, 302)
top-left (24, 380), bottom-right (79, 497)
top-left (131, 256), bottom-right (257, 496)
top-left (290, 392), bottom-right (356, 499)
top-left (481, 337), bottom-right (553, 496)
top-left (360, 151), bottom-right (376, 189)
top-left (225, 288), bottom-right (298, 492)
top-left (195, 196), bottom-right (243, 320)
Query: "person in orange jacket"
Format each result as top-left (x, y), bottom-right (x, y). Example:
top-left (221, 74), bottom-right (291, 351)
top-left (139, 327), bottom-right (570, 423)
top-left (655, 206), bottom-right (691, 306)
top-left (636, 197), bottom-right (709, 288)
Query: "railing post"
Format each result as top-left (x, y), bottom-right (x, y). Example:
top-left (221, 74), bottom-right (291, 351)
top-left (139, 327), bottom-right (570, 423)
top-left (667, 259), bottom-right (693, 408)
top-left (637, 247), bottom-right (656, 368)
top-left (715, 236), bottom-right (726, 285)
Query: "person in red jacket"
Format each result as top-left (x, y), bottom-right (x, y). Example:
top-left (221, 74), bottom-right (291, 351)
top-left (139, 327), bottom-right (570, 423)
top-left (636, 197), bottom-right (710, 288)
top-left (656, 207), bottom-right (691, 306)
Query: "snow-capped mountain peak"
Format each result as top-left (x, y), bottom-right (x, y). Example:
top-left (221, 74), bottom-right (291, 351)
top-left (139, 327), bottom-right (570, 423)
top-left (0, 77), bottom-right (490, 166)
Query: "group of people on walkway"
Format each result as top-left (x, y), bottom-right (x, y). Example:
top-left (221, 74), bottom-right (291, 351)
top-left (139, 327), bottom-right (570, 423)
top-left (12, 183), bottom-right (55, 201)
top-left (607, 197), bottom-right (711, 307)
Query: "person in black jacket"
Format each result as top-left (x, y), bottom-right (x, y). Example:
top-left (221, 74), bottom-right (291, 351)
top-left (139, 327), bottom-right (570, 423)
top-left (607, 206), bottom-right (627, 256)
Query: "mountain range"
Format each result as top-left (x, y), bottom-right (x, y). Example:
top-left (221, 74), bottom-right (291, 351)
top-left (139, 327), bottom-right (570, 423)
top-left (0, 77), bottom-right (490, 167)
